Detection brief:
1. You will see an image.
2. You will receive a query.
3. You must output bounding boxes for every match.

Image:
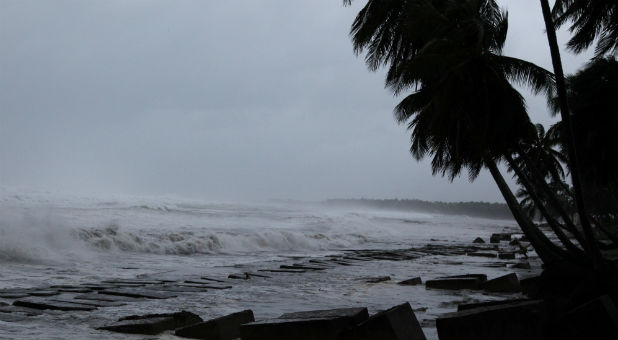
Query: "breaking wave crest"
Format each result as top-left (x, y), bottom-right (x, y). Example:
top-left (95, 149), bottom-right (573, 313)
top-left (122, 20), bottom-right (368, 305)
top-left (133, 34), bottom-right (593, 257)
top-left (1, 218), bottom-right (370, 262)
top-left (72, 223), bottom-right (370, 255)
top-left (0, 191), bottom-right (429, 262)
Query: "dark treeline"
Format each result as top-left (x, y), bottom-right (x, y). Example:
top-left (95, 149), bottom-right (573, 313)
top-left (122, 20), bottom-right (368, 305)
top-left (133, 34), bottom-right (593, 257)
top-left (326, 198), bottom-right (511, 219)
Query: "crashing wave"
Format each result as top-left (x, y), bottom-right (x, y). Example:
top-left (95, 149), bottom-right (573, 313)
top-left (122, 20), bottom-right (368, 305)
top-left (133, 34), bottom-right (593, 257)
top-left (71, 223), bottom-right (370, 255)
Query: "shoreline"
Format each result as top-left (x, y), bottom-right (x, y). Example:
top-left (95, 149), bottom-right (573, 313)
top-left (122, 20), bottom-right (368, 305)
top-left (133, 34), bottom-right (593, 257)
top-left (1, 232), bottom-right (539, 339)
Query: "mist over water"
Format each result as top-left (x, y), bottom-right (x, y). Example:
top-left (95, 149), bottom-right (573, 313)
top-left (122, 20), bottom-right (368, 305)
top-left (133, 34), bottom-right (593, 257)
top-left (0, 208), bottom-right (86, 264)
top-left (0, 188), bottom-right (515, 271)
top-left (0, 189), bottom-right (442, 263)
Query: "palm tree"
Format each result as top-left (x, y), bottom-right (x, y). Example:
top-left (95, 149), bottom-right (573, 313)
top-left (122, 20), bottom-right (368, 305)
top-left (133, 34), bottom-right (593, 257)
top-left (516, 178), bottom-right (575, 221)
top-left (503, 130), bottom-right (585, 256)
top-left (507, 123), bottom-right (586, 248)
top-left (538, 0), bottom-right (601, 263)
top-left (515, 124), bottom-right (566, 184)
top-left (550, 57), bottom-right (618, 231)
top-left (552, 0), bottom-right (618, 57)
top-left (344, 0), bottom-right (569, 264)
top-left (557, 58), bottom-right (618, 198)
top-left (505, 149), bottom-right (586, 255)
top-left (516, 186), bottom-right (541, 221)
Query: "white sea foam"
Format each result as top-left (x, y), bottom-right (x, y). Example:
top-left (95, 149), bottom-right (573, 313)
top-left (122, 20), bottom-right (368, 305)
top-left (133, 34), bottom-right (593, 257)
top-left (0, 191), bottom-right (384, 260)
top-left (0, 189), bottom-right (512, 262)
top-left (70, 222), bottom-right (372, 255)
top-left (0, 210), bottom-right (90, 263)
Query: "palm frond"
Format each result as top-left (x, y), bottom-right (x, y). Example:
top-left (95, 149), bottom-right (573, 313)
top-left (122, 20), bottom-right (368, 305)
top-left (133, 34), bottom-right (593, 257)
top-left (494, 55), bottom-right (556, 98)
top-left (551, 0), bottom-right (618, 56)
top-left (394, 89), bottom-right (432, 123)
top-left (489, 9), bottom-right (509, 53)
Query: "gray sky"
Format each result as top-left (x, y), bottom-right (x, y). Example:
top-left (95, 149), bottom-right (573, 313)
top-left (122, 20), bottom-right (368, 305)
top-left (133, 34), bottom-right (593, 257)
top-left (0, 0), bottom-right (592, 202)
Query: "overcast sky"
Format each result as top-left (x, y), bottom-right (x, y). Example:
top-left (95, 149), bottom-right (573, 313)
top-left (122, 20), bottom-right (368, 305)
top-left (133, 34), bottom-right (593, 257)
top-left (0, 0), bottom-right (593, 202)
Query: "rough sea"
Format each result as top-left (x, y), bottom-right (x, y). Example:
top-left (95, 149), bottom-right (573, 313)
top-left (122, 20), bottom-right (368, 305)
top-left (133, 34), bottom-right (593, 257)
top-left (0, 189), bottom-right (539, 339)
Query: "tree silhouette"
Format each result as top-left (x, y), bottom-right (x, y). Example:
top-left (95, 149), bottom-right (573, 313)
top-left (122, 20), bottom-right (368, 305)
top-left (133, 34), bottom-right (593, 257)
top-left (516, 124), bottom-right (566, 184)
top-left (552, 0), bottom-right (618, 57)
top-left (344, 0), bottom-right (574, 263)
top-left (539, 0), bottom-right (602, 262)
top-left (551, 57), bottom-right (618, 228)
top-left (516, 185), bottom-right (541, 221)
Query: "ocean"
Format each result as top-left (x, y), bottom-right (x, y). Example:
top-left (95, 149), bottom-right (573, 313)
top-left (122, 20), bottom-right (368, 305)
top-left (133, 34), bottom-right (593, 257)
top-left (0, 190), bottom-right (538, 339)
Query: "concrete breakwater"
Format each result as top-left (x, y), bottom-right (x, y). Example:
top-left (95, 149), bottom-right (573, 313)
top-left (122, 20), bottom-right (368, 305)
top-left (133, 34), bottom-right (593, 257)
top-left (1, 234), bottom-right (544, 339)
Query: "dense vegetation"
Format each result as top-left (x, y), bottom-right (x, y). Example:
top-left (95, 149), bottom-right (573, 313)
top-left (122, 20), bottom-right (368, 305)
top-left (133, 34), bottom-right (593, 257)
top-left (326, 198), bottom-right (512, 219)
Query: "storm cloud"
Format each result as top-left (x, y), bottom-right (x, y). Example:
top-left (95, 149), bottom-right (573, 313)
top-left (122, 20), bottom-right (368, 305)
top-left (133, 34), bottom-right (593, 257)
top-left (0, 0), bottom-right (591, 201)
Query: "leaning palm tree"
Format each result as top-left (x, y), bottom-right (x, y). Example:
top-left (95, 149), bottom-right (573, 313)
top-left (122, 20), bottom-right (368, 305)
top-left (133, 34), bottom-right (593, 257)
top-left (506, 123), bottom-right (586, 254)
top-left (515, 124), bottom-right (567, 185)
top-left (552, 0), bottom-right (618, 57)
top-left (516, 186), bottom-right (541, 221)
top-left (516, 179), bottom-right (575, 223)
top-left (538, 0), bottom-right (601, 263)
top-left (509, 124), bottom-right (575, 225)
top-left (344, 0), bottom-right (574, 264)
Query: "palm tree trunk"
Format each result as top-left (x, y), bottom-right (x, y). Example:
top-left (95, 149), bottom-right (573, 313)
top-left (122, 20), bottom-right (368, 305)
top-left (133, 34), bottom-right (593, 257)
top-left (505, 154), bottom-right (585, 256)
top-left (486, 158), bottom-right (564, 264)
top-left (539, 0), bottom-right (602, 265)
top-left (515, 146), bottom-right (587, 247)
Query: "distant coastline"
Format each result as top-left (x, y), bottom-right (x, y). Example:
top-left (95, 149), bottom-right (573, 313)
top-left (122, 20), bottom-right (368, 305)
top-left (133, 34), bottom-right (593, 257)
top-left (325, 198), bottom-right (512, 220)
